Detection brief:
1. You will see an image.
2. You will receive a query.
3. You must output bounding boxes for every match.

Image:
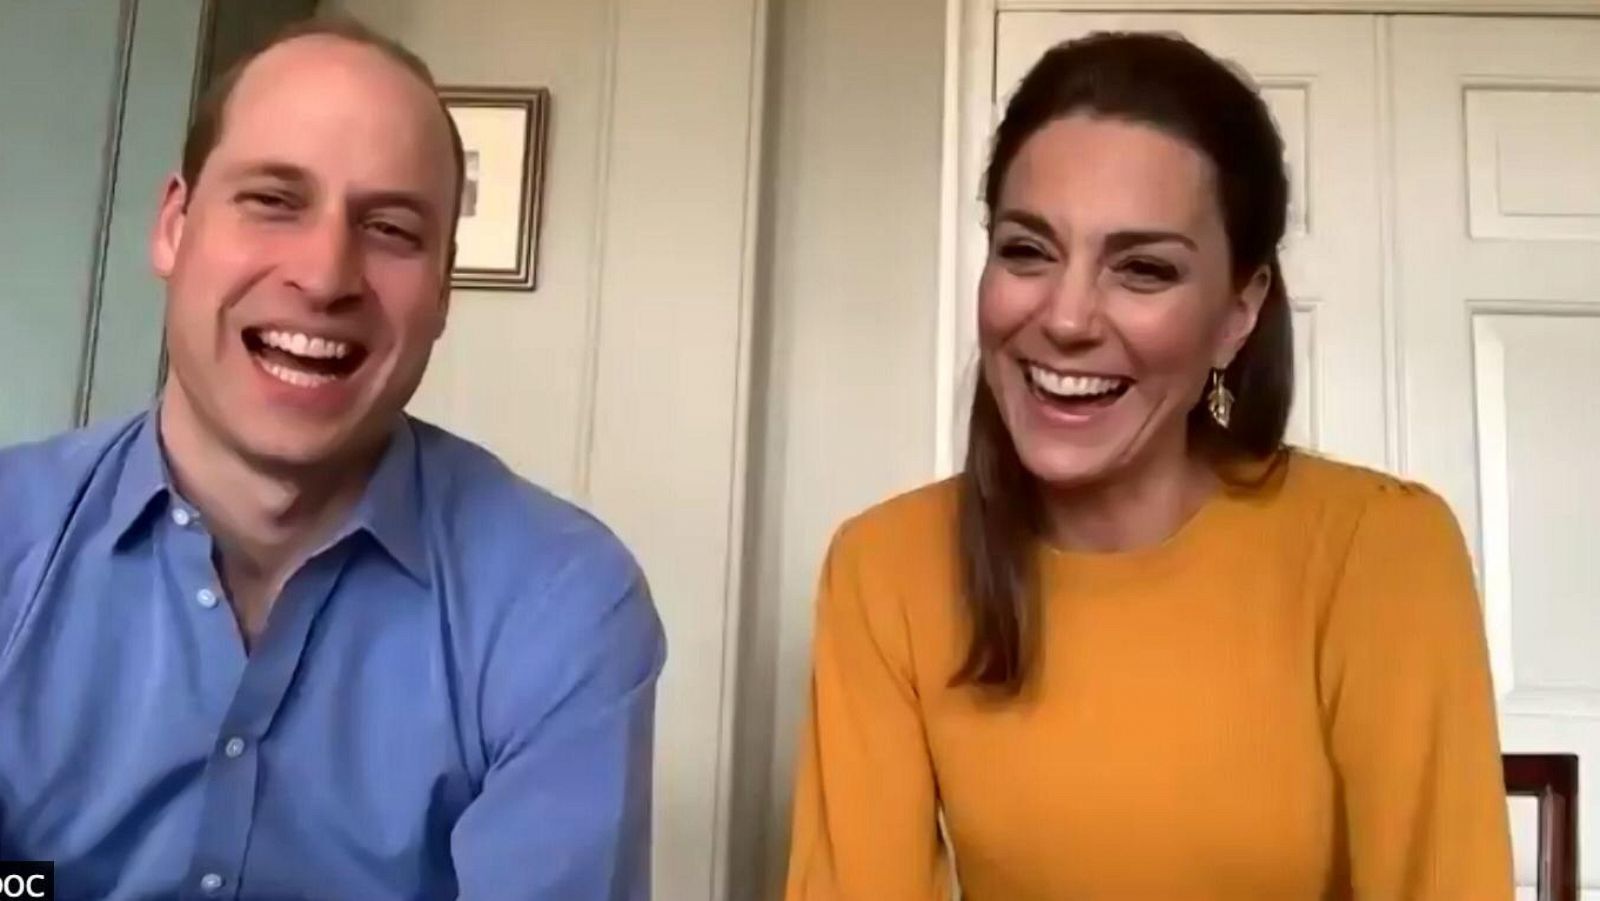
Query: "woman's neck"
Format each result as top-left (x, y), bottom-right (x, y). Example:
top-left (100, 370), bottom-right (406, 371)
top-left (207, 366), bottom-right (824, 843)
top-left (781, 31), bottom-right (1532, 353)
top-left (1041, 441), bottom-right (1218, 554)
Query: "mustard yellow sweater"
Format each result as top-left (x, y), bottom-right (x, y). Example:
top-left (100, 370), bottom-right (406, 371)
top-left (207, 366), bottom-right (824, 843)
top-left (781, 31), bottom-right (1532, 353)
top-left (786, 452), bottom-right (1513, 900)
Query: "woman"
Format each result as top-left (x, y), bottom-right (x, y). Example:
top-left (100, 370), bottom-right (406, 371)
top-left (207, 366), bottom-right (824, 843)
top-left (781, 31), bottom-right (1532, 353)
top-left (784, 32), bottom-right (1512, 900)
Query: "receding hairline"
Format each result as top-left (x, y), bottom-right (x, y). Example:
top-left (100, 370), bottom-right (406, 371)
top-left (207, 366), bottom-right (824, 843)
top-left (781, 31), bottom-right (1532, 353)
top-left (180, 16), bottom-right (465, 229)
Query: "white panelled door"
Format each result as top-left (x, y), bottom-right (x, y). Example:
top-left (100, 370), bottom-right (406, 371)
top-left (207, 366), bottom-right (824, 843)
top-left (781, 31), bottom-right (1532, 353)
top-left (991, 13), bottom-right (1389, 467)
top-left (1391, 16), bottom-right (1600, 898)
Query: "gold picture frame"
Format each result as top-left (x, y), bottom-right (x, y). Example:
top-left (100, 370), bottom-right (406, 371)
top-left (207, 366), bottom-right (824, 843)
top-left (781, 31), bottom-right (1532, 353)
top-left (440, 86), bottom-right (549, 291)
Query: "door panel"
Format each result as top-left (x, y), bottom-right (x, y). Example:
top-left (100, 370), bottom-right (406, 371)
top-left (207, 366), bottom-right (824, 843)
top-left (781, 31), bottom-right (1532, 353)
top-left (1391, 16), bottom-right (1600, 895)
top-left (992, 13), bottom-right (1388, 467)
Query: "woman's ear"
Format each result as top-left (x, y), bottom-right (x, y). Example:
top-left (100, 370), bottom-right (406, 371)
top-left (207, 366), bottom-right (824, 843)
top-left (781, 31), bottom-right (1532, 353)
top-left (1215, 263), bottom-right (1272, 368)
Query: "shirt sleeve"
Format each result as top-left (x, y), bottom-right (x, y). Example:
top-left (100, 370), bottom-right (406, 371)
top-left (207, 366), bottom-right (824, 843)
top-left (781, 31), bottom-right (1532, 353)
top-left (785, 521), bottom-right (950, 901)
top-left (450, 539), bottom-right (666, 901)
top-left (1317, 482), bottom-right (1515, 899)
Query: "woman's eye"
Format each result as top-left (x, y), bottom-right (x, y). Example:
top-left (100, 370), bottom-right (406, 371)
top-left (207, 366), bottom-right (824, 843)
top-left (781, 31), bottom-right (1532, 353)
top-left (997, 242), bottom-right (1050, 264)
top-left (1118, 258), bottom-right (1180, 285)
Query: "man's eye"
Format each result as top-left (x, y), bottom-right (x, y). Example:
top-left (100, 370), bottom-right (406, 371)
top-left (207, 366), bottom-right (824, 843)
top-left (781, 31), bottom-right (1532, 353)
top-left (238, 191), bottom-right (294, 210)
top-left (367, 221), bottom-right (422, 248)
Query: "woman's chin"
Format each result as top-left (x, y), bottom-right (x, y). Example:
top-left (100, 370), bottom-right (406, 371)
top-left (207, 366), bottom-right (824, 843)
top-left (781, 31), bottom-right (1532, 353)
top-left (1013, 444), bottom-right (1124, 492)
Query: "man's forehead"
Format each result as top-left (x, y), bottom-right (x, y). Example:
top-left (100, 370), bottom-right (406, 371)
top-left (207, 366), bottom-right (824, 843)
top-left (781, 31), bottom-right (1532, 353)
top-left (236, 34), bottom-right (429, 97)
top-left (220, 35), bottom-right (453, 161)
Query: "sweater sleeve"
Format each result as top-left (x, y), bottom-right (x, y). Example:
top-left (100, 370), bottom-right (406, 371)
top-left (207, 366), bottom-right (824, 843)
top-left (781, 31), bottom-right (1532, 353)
top-left (784, 520), bottom-right (951, 901)
top-left (1318, 482), bottom-right (1514, 899)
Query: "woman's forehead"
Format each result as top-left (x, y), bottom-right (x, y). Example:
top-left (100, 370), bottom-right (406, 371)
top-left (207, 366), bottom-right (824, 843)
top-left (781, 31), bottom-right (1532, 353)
top-left (1001, 116), bottom-right (1219, 235)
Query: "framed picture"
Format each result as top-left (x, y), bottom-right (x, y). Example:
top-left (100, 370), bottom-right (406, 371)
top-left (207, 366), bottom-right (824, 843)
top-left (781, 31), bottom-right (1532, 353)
top-left (440, 86), bottom-right (549, 291)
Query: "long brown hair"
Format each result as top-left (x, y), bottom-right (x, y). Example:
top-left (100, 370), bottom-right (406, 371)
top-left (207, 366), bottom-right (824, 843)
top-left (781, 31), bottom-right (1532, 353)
top-left (954, 32), bottom-right (1295, 694)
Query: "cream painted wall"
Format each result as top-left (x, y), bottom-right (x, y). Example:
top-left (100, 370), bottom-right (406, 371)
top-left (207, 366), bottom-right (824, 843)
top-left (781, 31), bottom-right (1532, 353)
top-left (730, 0), bottom-right (947, 896)
top-left (328, 3), bottom-right (1600, 898)
top-left (331, 1), bottom-right (945, 898)
top-left (334, 1), bottom-right (769, 899)
top-left (334, 0), bottom-right (610, 496)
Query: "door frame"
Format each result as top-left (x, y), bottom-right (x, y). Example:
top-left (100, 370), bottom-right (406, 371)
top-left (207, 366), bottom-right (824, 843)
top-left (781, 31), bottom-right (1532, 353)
top-left (933, 0), bottom-right (1600, 475)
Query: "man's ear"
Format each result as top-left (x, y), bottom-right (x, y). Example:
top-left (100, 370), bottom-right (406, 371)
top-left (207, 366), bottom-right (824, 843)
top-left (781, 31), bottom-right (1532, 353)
top-left (434, 286), bottom-right (453, 340)
top-left (1216, 263), bottom-right (1272, 368)
top-left (150, 174), bottom-right (190, 279)
top-left (433, 242), bottom-right (456, 339)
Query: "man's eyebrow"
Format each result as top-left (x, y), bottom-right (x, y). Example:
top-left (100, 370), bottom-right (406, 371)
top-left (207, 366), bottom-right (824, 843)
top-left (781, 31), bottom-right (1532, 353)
top-left (222, 161), bottom-right (313, 185)
top-left (220, 162), bottom-right (440, 221)
top-left (354, 191), bottom-right (438, 221)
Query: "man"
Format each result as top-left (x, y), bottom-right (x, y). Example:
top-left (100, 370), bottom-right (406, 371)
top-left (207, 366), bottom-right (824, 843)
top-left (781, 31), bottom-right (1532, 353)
top-left (0, 17), bottom-right (664, 900)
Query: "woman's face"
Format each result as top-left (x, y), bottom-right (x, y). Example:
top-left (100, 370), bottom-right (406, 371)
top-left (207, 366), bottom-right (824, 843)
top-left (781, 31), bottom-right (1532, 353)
top-left (978, 114), bottom-right (1268, 491)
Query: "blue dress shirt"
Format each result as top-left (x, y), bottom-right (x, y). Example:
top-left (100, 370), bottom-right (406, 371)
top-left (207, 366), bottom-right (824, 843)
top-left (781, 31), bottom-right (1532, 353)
top-left (0, 411), bottom-right (666, 900)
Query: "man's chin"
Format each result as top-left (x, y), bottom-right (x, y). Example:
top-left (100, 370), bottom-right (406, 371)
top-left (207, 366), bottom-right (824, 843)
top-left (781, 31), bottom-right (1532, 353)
top-left (232, 420), bottom-right (380, 475)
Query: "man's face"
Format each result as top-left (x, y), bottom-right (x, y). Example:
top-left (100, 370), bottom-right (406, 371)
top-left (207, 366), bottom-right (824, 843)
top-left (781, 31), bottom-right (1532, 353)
top-left (151, 35), bottom-right (458, 473)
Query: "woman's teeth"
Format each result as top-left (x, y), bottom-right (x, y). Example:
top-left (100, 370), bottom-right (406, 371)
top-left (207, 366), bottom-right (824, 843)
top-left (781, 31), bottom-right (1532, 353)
top-left (1027, 364), bottom-right (1126, 399)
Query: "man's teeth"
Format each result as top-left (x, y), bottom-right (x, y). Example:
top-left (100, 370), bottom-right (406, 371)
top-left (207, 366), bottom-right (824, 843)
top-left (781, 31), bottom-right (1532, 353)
top-left (1028, 364), bottom-right (1124, 398)
top-left (259, 329), bottom-right (352, 360)
top-left (261, 361), bottom-right (336, 388)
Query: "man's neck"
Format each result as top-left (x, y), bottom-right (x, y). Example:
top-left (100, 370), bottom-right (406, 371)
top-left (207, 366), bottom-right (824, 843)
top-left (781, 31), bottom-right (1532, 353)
top-left (156, 386), bottom-right (385, 644)
top-left (1041, 433), bottom-right (1217, 555)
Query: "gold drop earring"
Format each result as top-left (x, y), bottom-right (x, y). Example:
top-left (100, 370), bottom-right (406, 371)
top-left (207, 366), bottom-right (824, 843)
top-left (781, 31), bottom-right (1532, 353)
top-left (1208, 368), bottom-right (1234, 429)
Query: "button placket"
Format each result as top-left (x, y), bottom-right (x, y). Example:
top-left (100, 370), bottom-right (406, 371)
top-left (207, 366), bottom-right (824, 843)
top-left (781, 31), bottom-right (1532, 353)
top-left (167, 500), bottom-right (226, 616)
top-left (185, 546), bottom-right (353, 899)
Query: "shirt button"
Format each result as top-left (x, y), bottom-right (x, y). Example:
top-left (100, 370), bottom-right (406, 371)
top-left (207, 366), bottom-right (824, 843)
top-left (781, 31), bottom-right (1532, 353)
top-left (171, 507), bottom-right (193, 527)
top-left (223, 737), bottom-right (246, 758)
top-left (199, 873), bottom-right (224, 893)
top-left (195, 588), bottom-right (219, 609)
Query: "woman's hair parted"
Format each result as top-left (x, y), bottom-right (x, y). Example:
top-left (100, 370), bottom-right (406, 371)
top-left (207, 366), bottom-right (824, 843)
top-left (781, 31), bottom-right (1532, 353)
top-left (955, 32), bottom-right (1296, 694)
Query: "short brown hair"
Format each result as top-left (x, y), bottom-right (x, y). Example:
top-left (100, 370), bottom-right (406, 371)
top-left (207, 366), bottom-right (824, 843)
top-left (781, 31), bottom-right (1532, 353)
top-left (180, 15), bottom-right (466, 229)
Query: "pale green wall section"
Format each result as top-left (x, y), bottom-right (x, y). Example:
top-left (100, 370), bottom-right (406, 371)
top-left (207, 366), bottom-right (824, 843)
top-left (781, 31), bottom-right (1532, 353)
top-left (0, 2), bottom-right (129, 446)
top-left (0, 0), bottom-right (203, 447)
top-left (86, 0), bottom-right (206, 423)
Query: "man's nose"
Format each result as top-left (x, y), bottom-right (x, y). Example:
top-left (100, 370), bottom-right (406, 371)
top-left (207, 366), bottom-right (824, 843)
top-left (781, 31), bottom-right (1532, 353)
top-left (282, 212), bottom-right (363, 305)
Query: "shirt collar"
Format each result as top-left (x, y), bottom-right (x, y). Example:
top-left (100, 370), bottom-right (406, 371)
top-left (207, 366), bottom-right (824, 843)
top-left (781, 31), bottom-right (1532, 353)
top-left (345, 418), bottom-right (430, 585)
top-left (108, 411), bottom-right (174, 546)
top-left (108, 410), bottom-right (430, 585)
